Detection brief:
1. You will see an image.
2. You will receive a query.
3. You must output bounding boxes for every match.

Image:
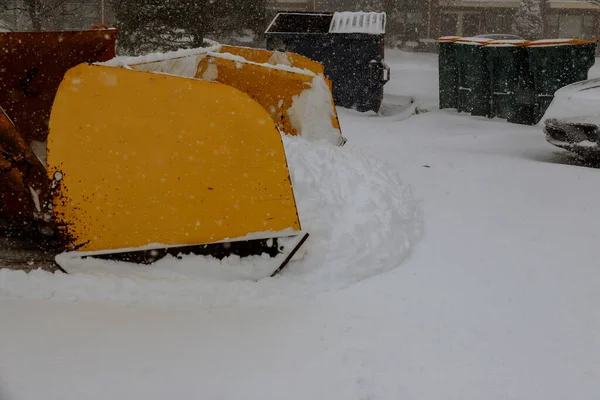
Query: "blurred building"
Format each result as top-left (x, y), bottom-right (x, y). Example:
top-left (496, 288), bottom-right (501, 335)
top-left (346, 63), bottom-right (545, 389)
top-left (0, 0), bottom-right (114, 31)
top-left (2, 0), bottom-right (598, 45)
top-left (437, 0), bottom-right (598, 40)
top-left (265, 0), bottom-right (600, 49)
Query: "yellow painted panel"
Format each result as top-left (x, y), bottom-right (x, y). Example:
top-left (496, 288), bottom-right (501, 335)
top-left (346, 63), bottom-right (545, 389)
top-left (219, 45), bottom-right (327, 76)
top-left (219, 45), bottom-right (274, 64)
top-left (197, 55), bottom-right (314, 137)
top-left (214, 47), bottom-right (338, 135)
top-left (47, 64), bottom-right (300, 252)
top-left (196, 54), bottom-right (342, 138)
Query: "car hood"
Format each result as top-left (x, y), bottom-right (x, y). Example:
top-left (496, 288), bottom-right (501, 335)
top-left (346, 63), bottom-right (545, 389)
top-left (540, 77), bottom-right (600, 125)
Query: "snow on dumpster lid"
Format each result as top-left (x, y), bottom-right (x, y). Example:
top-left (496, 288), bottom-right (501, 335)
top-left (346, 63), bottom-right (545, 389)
top-left (454, 37), bottom-right (494, 45)
top-left (528, 38), bottom-right (597, 47)
top-left (485, 39), bottom-right (529, 47)
top-left (328, 12), bottom-right (386, 34)
top-left (437, 36), bottom-right (460, 42)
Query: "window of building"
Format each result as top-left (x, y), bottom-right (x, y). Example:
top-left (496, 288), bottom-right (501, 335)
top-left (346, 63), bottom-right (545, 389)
top-left (406, 11), bottom-right (425, 38)
top-left (388, 11), bottom-right (406, 36)
top-left (560, 14), bottom-right (583, 37)
top-left (462, 13), bottom-right (480, 37)
top-left (484, 12), bottom-right (512, 34)
top-left (439, 11), bottom-right (480, 37)
top-left (397, 0), bottom-right (432, 40)
top-left (440, 12), bottom-right (458, 36)
top-left (546, 13), bottom-right (559, 37)
top-left (583, 15), bottom-right (595, 39)
top-left (556, 14), bottom-right (597, 40)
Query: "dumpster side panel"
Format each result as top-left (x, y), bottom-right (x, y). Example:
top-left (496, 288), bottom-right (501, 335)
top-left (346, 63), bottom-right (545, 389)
top-left (438, 41), bottom-right (459, 110)
top-left (471, 47), bottom-right (492, 118)
top-left (456, 43), bottom-right (490, 116)
top-left (485, 45), bottom-right (522, 120)
top-left (507, 46), bottom-right (537, 125)
top-left (528, 41), bottom-right (597, 124)
top-left (335, 34), bottom-right (387, 113)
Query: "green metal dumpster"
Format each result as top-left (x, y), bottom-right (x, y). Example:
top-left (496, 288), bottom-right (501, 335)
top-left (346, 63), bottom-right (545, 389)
top-left (437, 36), bottom-right (460, 110)
top-left (527, 39), bottom-right (597, 123)
top-left (506, 43), bottom-right (537, 125)
top-left (483, 40), bottom-right (529, 120)
top-left (455, 37), bottom-right (493, 117)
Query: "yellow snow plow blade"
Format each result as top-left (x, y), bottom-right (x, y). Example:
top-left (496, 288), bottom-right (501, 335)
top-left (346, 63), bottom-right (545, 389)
top-left (47, 64), bottom-right (303, 259)
top-left (112, 45), bottom-right (345, 146)
top-left (219, 45), bottom-right (327, 76)
top-left (196, 54), bottom-right (342, 142)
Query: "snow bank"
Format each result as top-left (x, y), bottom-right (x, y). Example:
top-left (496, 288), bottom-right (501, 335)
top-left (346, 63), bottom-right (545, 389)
top-left (281, 136), bottom-right (422, 285)
top-left (0, 136), bottom-right (422, 307)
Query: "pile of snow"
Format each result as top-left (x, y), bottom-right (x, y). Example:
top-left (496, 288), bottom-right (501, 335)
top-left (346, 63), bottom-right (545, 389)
top-left (288, 75), bottom-right (346, 146)
top-left (0, 136), bottom-right (422, 307)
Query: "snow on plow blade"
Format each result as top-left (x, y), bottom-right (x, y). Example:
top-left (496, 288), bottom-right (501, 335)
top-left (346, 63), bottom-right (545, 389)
top-left (47, 64), bottom-right (308, 276)
top-left (218, 45), bottom-right (327, 76)
top-left (0, 28), bottom-right (117, 142)
top-left (105, 45), bottom-right (346, 146)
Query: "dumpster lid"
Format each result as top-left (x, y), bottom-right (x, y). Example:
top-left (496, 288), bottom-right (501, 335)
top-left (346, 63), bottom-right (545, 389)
top-left (265, 12), bottom-right (334, 34)
top-left (527, 38), bottom-right (598, 47)
top-left (265, 11), bottom-right (386, 35)
top-left (329, 12), bottom-right (386, 34)
top-left (485, 39), bottom-right (529, 47)
top-left (455, 37), bottom-right (494, 45)
top-left (436, 36), bottom-right (460, 43)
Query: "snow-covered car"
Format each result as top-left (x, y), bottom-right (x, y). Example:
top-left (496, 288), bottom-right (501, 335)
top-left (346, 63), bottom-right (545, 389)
top-left (540, 78), bottom-right (600, 158)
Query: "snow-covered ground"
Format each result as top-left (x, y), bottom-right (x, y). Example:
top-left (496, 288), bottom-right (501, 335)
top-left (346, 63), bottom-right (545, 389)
top-left (1, 50), bottom-right (600, 400)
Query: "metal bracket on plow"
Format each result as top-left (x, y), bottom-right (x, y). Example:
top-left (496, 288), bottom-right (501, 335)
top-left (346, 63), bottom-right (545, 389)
top-left (71, 232), bottom-right (310, 278)
top-left (270, 232), bottom-right (310, 277)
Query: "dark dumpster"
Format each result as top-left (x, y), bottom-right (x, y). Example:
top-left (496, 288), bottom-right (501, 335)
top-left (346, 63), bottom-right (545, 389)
top-left (483, 40), bottom-right (529, 121)
top-left (437, 36), bottom-right (461, 110)
top-left (265, 11), bottom-right (390, 113)
top-left (455, 37), bottom-right (493, 117)
top-left (507, 43), bottom-right (537, 125)
top-left (437, 36), bottom-right (596, 126)
top-left (527, 39), bottom-right (597, 123)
